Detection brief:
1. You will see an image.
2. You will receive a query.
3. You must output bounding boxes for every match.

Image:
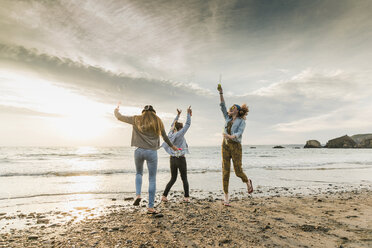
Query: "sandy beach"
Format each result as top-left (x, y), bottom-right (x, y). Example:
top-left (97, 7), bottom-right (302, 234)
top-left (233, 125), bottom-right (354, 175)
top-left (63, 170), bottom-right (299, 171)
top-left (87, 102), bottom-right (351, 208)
top-left (2, 0), bottom-right (372, 247)
top-left (1, 188), bottom-right (371, 248)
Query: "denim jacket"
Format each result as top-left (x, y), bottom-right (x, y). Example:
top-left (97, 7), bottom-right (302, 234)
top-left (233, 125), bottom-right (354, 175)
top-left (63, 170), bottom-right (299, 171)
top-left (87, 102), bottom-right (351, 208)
top-left (162, 113), bottom-right (191, 156)
top-left (220, 102), bottom-right (245, 143)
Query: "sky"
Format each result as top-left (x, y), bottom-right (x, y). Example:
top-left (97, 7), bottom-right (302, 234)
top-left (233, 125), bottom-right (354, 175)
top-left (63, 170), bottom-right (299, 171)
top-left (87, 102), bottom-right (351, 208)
top-left (1, 0), bottom-right (372, 146)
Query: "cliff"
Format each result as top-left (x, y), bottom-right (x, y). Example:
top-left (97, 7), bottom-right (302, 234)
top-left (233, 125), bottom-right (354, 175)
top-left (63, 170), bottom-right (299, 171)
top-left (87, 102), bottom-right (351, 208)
top-left (304, 140), bottom-right (322, 148)
top-left (351, 133), bottom-right (372, 147)
top-left (325, 135), bottom-right (357, 148)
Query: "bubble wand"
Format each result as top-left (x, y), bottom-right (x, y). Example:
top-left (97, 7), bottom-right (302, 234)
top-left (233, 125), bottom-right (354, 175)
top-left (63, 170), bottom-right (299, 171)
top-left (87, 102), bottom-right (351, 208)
top-left (218, 74), bottom-right (222, 91)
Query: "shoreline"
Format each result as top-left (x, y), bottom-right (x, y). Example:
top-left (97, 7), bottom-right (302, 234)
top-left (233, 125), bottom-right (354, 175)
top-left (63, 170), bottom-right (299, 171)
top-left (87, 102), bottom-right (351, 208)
top-left (1, 188), bottom-right (371, 247)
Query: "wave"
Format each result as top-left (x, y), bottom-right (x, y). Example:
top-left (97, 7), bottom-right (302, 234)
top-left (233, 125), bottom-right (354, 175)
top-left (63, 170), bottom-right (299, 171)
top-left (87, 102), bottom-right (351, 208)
top-left (0, 168), bottom-right (223, 178)
top-left (0, 191), bottom-right (129, 201)
top-left (262, 160), bottom-right (372, 169)
top-left (1, 161), bottom-right (371, 177)
top-left (264, 166), bottom-right (372, 171)
top-left (0, 169), bottom-right (130, 177)
top-left (20, 152), bottom-right (116, 158)
top-left (0, 153), bottom-right (119, 164)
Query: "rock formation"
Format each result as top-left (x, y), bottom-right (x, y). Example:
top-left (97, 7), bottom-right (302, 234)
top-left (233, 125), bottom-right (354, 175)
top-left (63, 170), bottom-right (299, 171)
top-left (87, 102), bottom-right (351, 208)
top-left (351, 134), bottom-right (372, 148)
top-left (360, 138), bottom-right (372, 148)
top-left (325, 135), bottom-right (357, 148)
top-left (304, 140), bottom-right (321, 148)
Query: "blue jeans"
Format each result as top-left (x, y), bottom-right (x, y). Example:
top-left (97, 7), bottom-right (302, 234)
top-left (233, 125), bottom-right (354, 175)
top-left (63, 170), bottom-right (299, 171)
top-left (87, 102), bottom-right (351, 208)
top-left (134, 148), bottom-right (158, 208)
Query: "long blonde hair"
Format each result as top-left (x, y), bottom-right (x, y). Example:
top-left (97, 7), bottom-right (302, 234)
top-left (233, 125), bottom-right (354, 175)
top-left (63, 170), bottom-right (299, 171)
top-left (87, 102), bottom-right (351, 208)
top-left (134, 111), bottom-right (164, 136)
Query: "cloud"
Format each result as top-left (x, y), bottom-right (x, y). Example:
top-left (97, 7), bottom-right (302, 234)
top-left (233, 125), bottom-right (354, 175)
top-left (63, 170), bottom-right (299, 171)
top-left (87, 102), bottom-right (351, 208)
top-left (0, 43), bottom-right (224, 146)
top-left (0, 43), bottom-right (213, 108)
top-left (251, 69), bottom-right (367, 101)
top-left (0, 105), bottom-right (61, 118)
top-left (1, 0), bottom-right (372, 145)
top-left (1, 0), bottom-right (372, 90)
top-left (2, 42), bottom-right (372, 145)
top-left (274, 105), bottom-right (372, 133)
top-left (231, 69), bottom-right (372, 134)
top-left (0, 0), bottom-right (231, 80)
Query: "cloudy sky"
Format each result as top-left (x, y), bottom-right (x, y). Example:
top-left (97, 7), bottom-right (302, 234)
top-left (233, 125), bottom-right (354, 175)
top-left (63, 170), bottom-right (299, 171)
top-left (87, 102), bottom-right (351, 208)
top-left (1, 0), bottom-right (372, 146)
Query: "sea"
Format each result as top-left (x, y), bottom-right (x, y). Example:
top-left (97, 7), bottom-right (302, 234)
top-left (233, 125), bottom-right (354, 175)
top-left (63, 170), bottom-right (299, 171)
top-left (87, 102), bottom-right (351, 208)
top-left (1, 145), bottom-right (372, 230)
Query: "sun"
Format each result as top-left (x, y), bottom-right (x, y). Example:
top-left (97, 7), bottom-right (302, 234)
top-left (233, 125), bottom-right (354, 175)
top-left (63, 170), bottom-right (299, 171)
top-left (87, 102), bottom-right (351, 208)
top-left (1, 70), bottom-right (124, 143)
top-left (49, 96), bottom-right (113, 141)
top-left (55, 115), bottom-right (109, 140)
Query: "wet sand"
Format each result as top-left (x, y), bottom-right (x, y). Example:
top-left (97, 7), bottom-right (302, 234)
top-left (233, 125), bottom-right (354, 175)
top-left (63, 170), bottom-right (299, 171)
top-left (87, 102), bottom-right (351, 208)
top-left (0, 189), bottom-right (371, 248)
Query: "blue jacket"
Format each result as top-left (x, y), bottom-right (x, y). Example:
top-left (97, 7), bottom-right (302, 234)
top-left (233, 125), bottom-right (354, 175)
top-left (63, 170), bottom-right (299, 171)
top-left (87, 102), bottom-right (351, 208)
top-left (220, 102), bottom-right (245, 143)
top-left (162, 113), bottom-right (191, 156)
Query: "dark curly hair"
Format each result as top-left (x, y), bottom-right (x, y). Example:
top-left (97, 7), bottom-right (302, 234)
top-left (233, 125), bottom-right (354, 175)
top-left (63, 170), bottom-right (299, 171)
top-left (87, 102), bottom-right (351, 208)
top-left (238, 104), bottom-right (249, 120)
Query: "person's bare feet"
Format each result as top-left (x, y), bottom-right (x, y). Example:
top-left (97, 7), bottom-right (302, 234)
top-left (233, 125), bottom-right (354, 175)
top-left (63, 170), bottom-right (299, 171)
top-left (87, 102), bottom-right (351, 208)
top-left (147, 208), bottom-right (158, 214)
top-left (161, 196), bottom-right (168, 202)
top-left (184, 197), bottom-right (190, 203)
top-left (247, 179), bottom-right (253, 194)
top-left (223, 193), bottom-right (230, 206)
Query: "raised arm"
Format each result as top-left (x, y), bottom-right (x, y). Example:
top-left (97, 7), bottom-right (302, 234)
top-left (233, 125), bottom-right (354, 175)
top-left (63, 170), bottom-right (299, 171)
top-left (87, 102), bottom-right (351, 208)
top-left (174, 107), bottom-right (192, 137)
top-left (114, 107), bottom-right (134, 124)
top-left (169, 109), bottom-right (181, 134)
top-left (217, 84), bottom-right (228, 120)
top-left (218, 84), bottom-right (225, 103)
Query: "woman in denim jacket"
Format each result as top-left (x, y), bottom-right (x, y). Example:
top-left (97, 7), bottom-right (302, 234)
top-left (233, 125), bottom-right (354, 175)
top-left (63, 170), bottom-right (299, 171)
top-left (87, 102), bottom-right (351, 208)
top-left (161, 106), bottom-right (192, 203)
top-left (217, 84), bottom-right (253, 206)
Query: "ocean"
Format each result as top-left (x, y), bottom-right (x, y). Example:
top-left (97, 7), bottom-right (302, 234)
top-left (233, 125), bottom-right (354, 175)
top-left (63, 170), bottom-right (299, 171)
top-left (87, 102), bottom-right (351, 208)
top-left (1, 145), bottom-right (371, 226)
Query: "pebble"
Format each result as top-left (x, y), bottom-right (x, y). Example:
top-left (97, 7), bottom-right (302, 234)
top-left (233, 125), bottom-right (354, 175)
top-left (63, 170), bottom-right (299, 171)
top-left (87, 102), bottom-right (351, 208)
top-left (28, 235), bottom-right (38, 240)
top-left (155, 213), bottom-right (164, 218)
top-left (49, 223), bottom-right (61, 228)
top-left (37, 219), bottom-right (49, 224)
top-left (219, 239), bottom-right (231, 245)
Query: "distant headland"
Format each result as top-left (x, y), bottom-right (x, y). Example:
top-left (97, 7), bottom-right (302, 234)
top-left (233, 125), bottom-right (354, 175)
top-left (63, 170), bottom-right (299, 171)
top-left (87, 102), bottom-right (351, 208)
top-left (304, 134), bottom-right (372, 148)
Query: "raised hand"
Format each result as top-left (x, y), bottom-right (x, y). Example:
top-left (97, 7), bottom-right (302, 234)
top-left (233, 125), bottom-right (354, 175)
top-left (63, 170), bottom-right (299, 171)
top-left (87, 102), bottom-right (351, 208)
top-left (187, 106), bottom-right (192, 116)
top-left (217, 84), bottom-right (223, 93)
top-left (177, 108), bottom-right (182, 116)
top-left (115, 101), bottom-right (121, 112)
